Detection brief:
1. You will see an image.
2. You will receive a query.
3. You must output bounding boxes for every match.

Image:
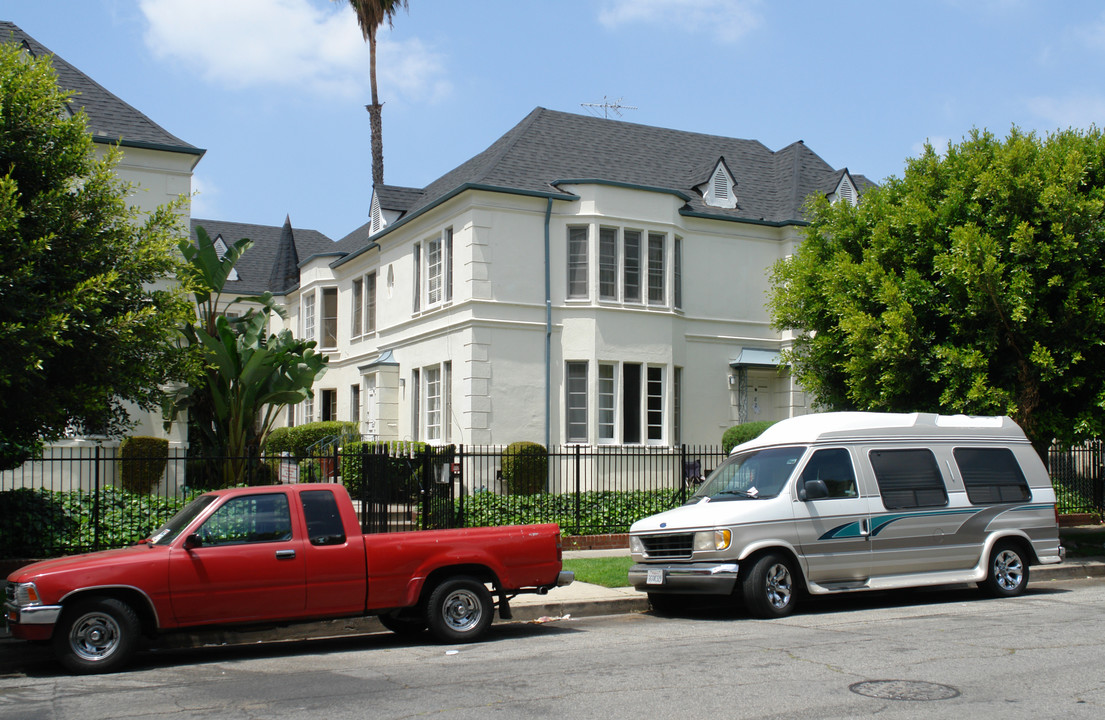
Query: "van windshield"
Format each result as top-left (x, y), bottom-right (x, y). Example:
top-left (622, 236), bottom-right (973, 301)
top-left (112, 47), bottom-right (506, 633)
top-left (690, 446), bottom-right (807, 502)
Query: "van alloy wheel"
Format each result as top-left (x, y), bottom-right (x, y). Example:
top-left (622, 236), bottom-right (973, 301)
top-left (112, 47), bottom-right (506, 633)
top-left (979, 541), bottom-right (1030, 598)
top-left (742, 552), bottom-right (798, 618)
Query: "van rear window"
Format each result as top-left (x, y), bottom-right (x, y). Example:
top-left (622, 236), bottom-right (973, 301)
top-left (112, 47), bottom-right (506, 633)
top-left (869, 449), bottom-right (948, 509)
top-left (953, 448), bottom-right (1031, 504)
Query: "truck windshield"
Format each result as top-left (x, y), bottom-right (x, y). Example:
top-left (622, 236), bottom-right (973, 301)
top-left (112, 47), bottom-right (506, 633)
top-left (690, 446), bottom-right (807, 502)
top-left (147, 495), bottom-right (218, 546)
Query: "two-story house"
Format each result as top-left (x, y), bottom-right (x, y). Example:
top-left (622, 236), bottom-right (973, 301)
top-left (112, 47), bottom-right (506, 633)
top-left (278, 108), bottom-right (869, 449)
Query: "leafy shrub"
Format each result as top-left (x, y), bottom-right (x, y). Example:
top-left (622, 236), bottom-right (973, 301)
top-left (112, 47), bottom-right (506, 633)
top-left (0, 488), bottom-right (77, 558)
top-left (722, 420), bottom-right (776, 453)
top-left (262, 421), bottom-right (357, 457)
top-left (119, 436), bottom-right (169, 494)
top-left (501, 442), bottom-right (548, 495)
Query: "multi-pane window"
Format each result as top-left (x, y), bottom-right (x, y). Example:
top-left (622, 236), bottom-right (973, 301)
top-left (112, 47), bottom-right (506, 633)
top-left (425, 366), bottom-right (442, 441)
top-left (321, 288), bottom-right (338, 348)
top-left (444, 227), bottom-right (454, 302)
top-left (623, 230), bottom-right (641, 303)
top-left (599, 228), bottom-right (618, 300)
top-left (351, 278), bottom-right (363, 337)
top-left (303, 395), bottom-right (314, 424)
top-left (567, 227), bottom-right (589, 299)
top-left (566, 361), bottom-right (588, 442)
top-left (646, 366), bottom-right (663, 441)
top-left (320, 389), bottom-right (337, 422)
top-left (598, 363), bottom-right (616, 441)
top-left (647, 233), bottom-right (665, 305)
top-left (427, 236), bottom-right (443, 305)
top-left (674, 237), bottom-right (683, 309)
top-left (303, 293), bottom-right (316, 341)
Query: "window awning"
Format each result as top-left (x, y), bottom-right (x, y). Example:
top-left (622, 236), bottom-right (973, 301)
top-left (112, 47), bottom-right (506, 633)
top-left (359, 349), bottom-right (398, 372)
top-left (730, 349), bottom-right (783, 368)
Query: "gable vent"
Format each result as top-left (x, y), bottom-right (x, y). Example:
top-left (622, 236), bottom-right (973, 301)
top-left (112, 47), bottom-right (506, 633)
top-left (370, 194), bottom-right (384, 235)
top-left (713, 167), bottom-right (729, 199)
top-left (835, 175), bottom-right (857, 207)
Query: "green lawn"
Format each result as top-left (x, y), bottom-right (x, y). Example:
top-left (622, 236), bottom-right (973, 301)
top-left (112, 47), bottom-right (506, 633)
top-left (562, 556), bottom-right (634, 588)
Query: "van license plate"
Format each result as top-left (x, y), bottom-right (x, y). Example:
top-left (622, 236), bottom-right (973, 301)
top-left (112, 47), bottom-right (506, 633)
top-left (646, 568), bottom-right (664, 585)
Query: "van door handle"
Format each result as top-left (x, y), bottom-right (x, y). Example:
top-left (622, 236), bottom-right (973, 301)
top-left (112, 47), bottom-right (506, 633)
top-left (275, 549), bottom-right (296, 560)
top-left (859, 519), bottom-right (870, 538)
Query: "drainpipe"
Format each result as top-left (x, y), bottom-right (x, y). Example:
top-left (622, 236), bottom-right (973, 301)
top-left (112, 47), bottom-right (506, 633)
top-left (544, 197), bottom-right (553, 448)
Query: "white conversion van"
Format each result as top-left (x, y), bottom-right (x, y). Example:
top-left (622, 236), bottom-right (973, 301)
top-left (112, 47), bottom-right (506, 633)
top-left (629, 412), bottom-right (1065, 617)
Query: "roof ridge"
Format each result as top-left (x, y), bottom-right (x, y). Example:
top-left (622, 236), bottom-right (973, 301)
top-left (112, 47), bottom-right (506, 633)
top-left (467, 107), bottom-right (548, 186)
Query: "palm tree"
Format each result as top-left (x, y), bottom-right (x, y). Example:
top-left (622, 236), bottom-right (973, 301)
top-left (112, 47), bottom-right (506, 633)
top-left (343, 0), bottom-right (409, 189)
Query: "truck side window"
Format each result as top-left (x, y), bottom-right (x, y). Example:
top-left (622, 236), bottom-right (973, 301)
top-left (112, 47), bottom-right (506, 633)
top-left (869, 448), bottom-right (948, 509)
top-left (301, 489), bottom-right (347, 546)
top-left (800, 448), bottom-right (857, 498)
top-left (197, 493), bottom-right (293, 545)
top-left (953, 447), bottom-right (1032, 504)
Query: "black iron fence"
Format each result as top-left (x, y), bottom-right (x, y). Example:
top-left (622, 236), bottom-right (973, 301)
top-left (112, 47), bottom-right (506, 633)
top-left (1, 439), bottom-right (1101, 560)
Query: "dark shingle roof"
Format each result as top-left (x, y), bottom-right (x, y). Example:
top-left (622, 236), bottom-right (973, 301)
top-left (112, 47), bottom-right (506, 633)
top-left (1, 21), bottom-right (202, 156)
top-left (358, 107), bottom-right (870, 252)
top-left (191, 218), bottom-right (335, 296)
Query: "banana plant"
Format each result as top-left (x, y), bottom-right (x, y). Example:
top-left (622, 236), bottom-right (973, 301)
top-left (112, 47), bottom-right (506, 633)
top-left (167, 227), bottom-right (327, 486)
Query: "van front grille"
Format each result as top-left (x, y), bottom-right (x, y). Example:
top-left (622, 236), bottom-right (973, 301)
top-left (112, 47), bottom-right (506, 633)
top-left (640, 533), bottom-right (694, 559)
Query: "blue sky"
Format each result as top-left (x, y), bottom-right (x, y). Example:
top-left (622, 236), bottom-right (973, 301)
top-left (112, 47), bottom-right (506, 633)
top-left (6, 0), bottom-right (1105, 241)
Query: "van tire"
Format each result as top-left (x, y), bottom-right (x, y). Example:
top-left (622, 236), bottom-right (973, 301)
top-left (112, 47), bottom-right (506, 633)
top-left (742, 552), bottom-right (798, 618)
top-left (979, 541), bottom-right (1030, 598)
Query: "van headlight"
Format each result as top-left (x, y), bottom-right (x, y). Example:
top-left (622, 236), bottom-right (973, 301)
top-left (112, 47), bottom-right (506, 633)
top-left (694, 529), bottom-right (732, 552)
top-left (629, 535), bottom-right (645, 554)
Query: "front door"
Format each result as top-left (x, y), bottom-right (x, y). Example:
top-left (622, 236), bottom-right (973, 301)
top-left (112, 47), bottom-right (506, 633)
top-left (792, 447), bottom-right (873, 585)
top-left (169, 492), bottom-right (306, 626)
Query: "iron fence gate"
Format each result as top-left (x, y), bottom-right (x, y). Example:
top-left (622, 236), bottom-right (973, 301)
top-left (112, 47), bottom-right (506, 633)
top-left (352, 444), bottom-right (458, 533)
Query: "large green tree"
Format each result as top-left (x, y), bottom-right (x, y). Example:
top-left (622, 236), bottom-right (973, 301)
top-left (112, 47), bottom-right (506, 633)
top-left (0, 41), bottom-right (191, 470)
top-left (342, 0), bottom-right (409, 187)
top-left (769, 126), bottom-right (1105, 459)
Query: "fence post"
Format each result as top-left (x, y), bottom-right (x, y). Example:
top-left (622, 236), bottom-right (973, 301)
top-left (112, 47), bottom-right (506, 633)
top-left (573, 445), bottom-right (581, 535)
top-left (93, 445), bottom-right (102, 552)
top-left (679, 444), bottom-right (687, 504)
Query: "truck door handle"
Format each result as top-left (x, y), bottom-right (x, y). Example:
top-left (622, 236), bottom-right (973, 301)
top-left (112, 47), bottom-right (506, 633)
top-left (275, 549), bottom-right (296, 560)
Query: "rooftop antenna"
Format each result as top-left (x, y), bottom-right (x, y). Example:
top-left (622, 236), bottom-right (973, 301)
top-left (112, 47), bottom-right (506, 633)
top-left (580, 96), bottom-right (637, 119)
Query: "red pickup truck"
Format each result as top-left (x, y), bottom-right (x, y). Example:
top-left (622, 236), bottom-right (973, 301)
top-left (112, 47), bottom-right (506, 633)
top-left (4, 483), bottom-right (573, 674)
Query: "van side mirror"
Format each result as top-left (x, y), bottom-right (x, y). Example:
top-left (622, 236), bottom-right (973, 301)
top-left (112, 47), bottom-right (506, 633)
top-left (801, 479), bottom-right (829, 501)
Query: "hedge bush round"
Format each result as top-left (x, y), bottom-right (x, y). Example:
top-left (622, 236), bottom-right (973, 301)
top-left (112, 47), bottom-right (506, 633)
top-left (721, 421), bottom-right (776, 454)
top-left (501, 442), bottom-right (547, 495)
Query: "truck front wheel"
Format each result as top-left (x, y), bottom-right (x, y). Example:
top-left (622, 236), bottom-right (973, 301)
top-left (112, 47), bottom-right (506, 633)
top-left (424, 576), bottom-right (494, 643)
top-left (52, 597), bottom-right (140, 674)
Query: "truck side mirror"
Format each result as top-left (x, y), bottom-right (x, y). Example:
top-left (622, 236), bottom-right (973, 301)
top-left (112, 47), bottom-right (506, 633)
top-left (801, 479), bottom-right (829, 501)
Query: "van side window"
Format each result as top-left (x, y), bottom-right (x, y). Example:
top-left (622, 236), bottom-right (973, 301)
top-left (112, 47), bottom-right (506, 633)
top-left (869, 449), bottom-right (948, 509)
top-left (301, 489), bottom-right (347, 546)
top-left (800, 449), bottom-right (857, 498)
top-left (953, 448), bottom-right (1032, 504)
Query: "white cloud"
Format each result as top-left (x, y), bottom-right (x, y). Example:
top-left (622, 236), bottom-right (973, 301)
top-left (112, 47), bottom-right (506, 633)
top-left (1026, 94), bottom-right (1105, 132)
top-left (137, 0), bottom-right (448, 102)
top-left (598, 0), bottom-right (762, 44)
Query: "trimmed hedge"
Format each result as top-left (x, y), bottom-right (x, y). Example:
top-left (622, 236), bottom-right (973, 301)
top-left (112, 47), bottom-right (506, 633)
top-left (263, 421), bottom-right (357, 456)
top-left (722, 420), bottom-right (776, 453)
top-left (119, 436), bottom-right (169, 494)
top-left (501, 441), bottom-right (548, 495)
top-left (458, 489), bottom-right (682, 534)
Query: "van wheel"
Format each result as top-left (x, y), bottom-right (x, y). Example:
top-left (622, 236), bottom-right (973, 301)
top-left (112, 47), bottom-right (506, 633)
top-left (424, 576), bottom-right (494, 643)
top-left (742, 553), bottom-right (798, 618)
top-left (979, 541), bottom-right (1030, 598)
top-left (53, 597), bottom-right (140, 674)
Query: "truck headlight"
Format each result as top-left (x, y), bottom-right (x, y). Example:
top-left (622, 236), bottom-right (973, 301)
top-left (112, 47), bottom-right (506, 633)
top-left (694, 529), bottom-right (732, 552)
top-left (11, 582), bottom-right (42, 607)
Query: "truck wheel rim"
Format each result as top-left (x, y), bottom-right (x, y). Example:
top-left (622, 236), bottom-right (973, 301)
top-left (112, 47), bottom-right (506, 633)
top-left (994, 550), bottom-right (1023, 591)
top-left (69, 611), bottom-right (121, 661)
top-left (766, 563), bottom-right (793, 609)
top-left (442, 588), bottom-right (483, 632)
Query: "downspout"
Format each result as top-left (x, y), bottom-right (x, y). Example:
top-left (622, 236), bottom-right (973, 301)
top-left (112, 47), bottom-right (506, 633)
top-left (544, 197), bottom-right (553, 448)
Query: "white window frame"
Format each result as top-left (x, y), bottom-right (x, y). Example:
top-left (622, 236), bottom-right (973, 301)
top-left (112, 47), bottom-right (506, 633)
top-left (425, 365), bottom-right (442, 441)
top-left (303, 292), bottom-right (316, 342)
top-left (566, 361), bottom-right (589, 443)
top-left (567, 227), bottom-right (589, 299)
top-left (320, 287), bottom-right (338, 349)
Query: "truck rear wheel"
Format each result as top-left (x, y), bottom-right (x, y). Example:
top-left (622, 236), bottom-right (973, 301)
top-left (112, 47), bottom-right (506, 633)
top-left (424, 576), bottom-right (494, 643)
top-left (52, 597), bottom-right (140, 674)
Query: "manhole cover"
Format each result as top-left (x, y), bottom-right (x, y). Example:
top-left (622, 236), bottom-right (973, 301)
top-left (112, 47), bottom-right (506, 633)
top-left (850, 680), bottom-right (960, 701)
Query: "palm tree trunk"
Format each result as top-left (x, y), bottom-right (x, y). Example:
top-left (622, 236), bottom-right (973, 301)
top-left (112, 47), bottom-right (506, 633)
top-left (367, 28), bottom-right (384, 187)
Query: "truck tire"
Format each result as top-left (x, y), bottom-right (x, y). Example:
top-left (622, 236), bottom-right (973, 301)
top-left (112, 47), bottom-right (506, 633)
top-left (978, 541), bottom-right (1030, 598)
top-left (379, 610), bottom-right (428, 637)
top-left (424, 576), bottom-right (494, 643)
top-left (741, 552), bottom-right (798, 618)
top-left (52, 597), bottom-right (140, 674)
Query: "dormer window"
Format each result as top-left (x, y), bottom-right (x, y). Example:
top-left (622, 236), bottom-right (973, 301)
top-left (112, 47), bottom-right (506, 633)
top-left (212, 234), bottom-right (239, 281)
top-left (831, 173), bottom-right (858, 207)
top-left (370, 193), bottom-right (386, 235)
top-left (702, 160), bottom-right (737, 209)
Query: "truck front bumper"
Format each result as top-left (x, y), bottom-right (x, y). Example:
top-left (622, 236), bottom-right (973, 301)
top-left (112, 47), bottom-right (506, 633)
top-left (5, 601), bottom-right (61, 641)
top-left (629, 562), bottom-right (740, 595)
